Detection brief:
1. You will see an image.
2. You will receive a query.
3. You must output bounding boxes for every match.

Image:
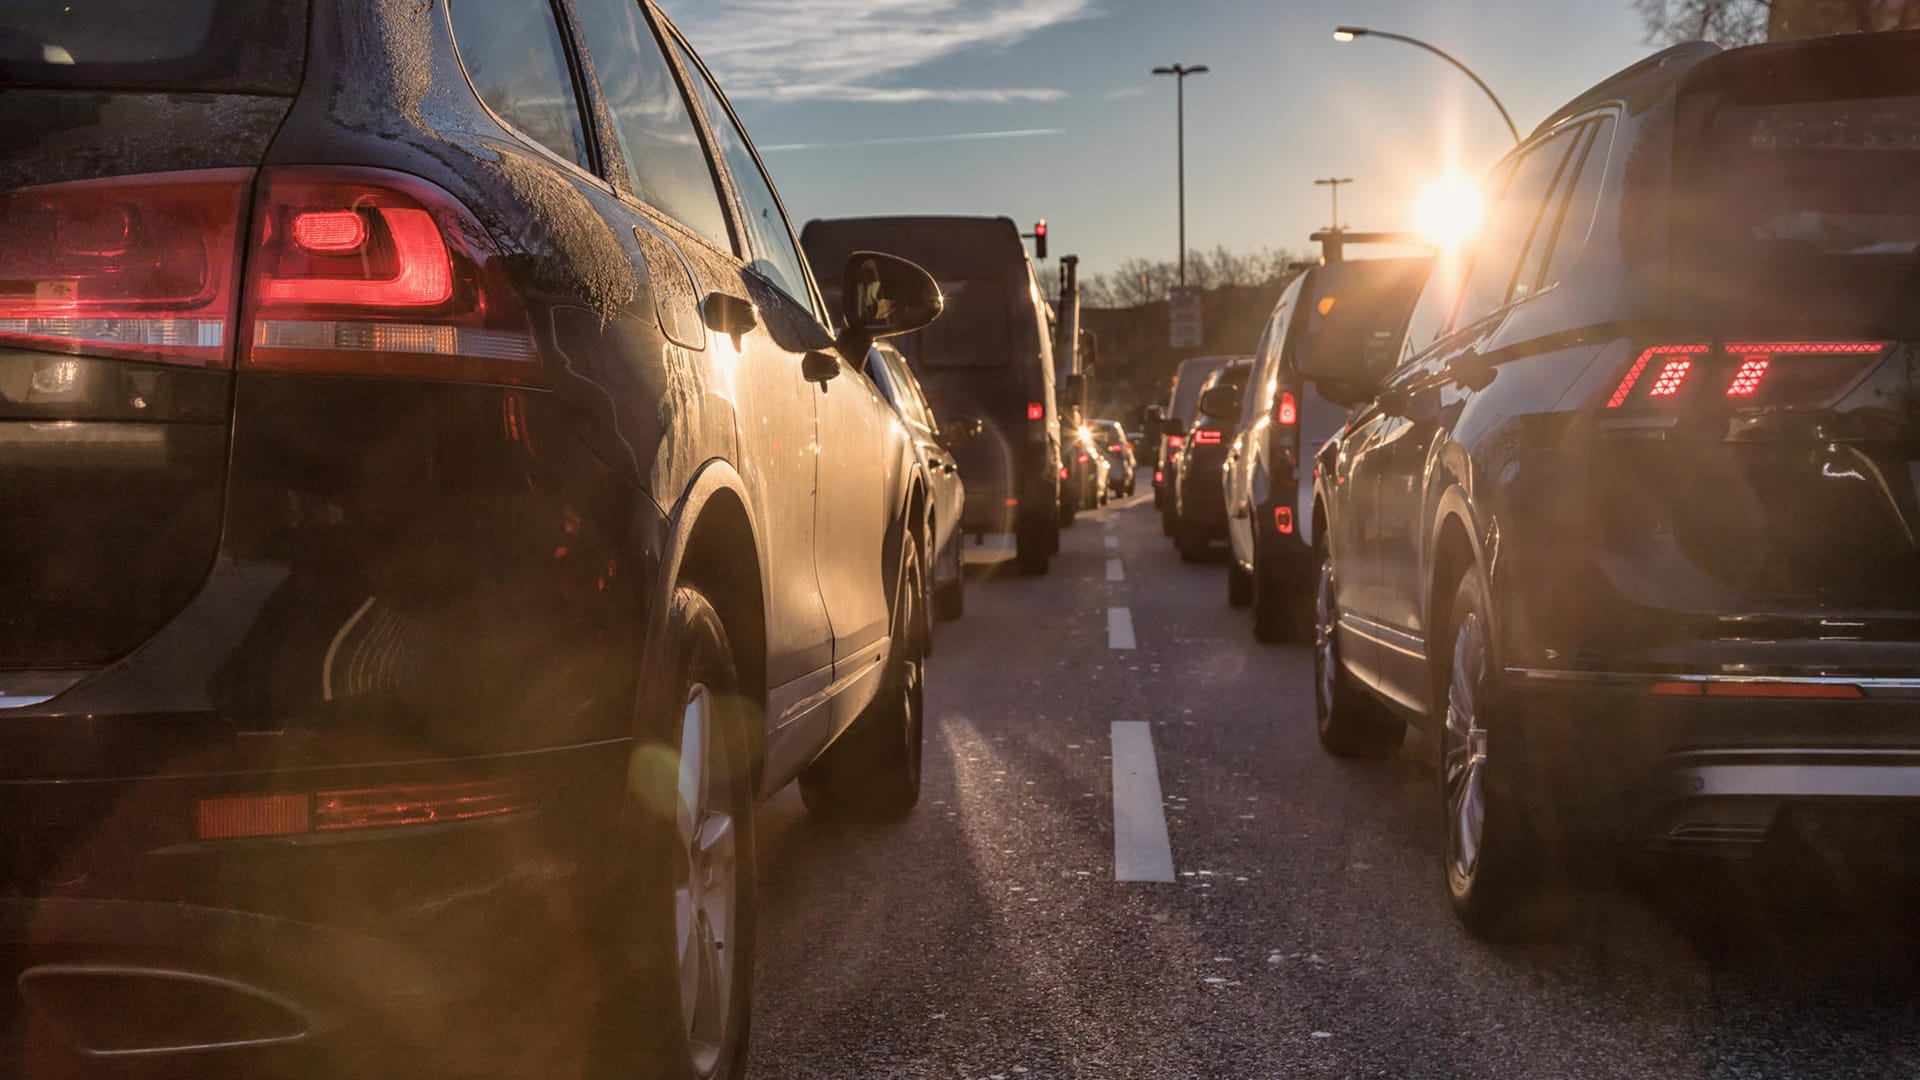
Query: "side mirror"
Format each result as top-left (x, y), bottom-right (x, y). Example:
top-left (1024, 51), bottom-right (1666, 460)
top-left (836, 251), bottom-right (943, 360)
top-left (944, 416), bottom-right (984, 444)
top-left (1197, 385), bottom-right (1241, 421)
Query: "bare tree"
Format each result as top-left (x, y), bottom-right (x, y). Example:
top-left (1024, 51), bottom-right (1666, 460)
top-left (1634, 0), bottom-right (1773, 44)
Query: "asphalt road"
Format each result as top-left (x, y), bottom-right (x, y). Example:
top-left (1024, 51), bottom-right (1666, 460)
top-left (746, 487), bottom-right (1920, 1079)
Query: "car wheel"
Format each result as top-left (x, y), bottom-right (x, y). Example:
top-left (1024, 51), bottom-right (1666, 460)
top-left (610, 585), bottom-right (755, 1080)
top-left (1251, 527), bottom-right (1300, 644)
top-left (1046, 510), bottom-right (1061, 555)
top-left (1016, 514), bottom-right (1050, 575)
top-left (1439, 571), bottom-right (1539, 938)
top-left (799, 540), bottom-right (927, 822)
top-left (1059, 495), bottom-right (1077, 527)
top-left (1227, 557), bottom-right (1253, 607)
top-left (1174, 514), bottom-right (1207, 563)
top-left (933, 533), bottom-right (965, 620)
top-left (1160, 500), bottom-right (1176, 537)
top-left (1312, 549), bottom-right (1403, 758)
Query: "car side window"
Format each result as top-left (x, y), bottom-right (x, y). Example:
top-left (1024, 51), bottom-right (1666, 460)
top-left (671, 36), bottom-right (819, 316)
top-left (1512, 123), bottom-right (1597, 302)
top-left (1454, 129), bottom-right (1579, 328)
top-left (1537, 116), bottom-right (1617, 291)
top-left (449, 0), bottom-right (591, 170)
top-left (570, 0), bottom-right (731, 249)
top-left (885, 351), bottom-right (935, 431)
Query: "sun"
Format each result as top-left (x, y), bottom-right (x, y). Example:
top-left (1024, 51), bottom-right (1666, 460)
top-left (1414, 172), bottom-right (1484, 249)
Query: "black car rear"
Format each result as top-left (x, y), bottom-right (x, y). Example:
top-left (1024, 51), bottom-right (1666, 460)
top-left (1171, 361), bottom-right (1250, 560)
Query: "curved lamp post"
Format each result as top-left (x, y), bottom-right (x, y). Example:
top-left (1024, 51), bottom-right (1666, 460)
top-left (1333, 26), bottom-right (1520, 144)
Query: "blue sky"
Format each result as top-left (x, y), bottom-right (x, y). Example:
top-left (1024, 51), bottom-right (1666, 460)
top-left (661, 1), bottom-right (1658, 279)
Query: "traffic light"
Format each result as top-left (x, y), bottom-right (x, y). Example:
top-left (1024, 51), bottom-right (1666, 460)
top-left (1033, 219), bottom-right (1047, 259)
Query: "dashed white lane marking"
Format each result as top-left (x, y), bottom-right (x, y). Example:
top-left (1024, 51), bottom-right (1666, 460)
top-left (1107, 606), bottom-right (1136, 650)
top-left (1103, 535), bottom-right (1119, 550)
top-left (1112, 721), bottom-right (1176, 882)
top-left (1106, 558), bottom-right (1124, 583)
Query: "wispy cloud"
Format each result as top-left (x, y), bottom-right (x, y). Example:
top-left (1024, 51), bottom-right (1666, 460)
top-left (1102, 86), bottom-right (1148, 101)
top-left (760, 127), bottom-right (1064, 153)
top-left (664, 0), bottom-right (1095, 104)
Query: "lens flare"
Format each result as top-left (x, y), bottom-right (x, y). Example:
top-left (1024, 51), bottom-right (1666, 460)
top-left (1414, 172), bottom-right (1483, 248)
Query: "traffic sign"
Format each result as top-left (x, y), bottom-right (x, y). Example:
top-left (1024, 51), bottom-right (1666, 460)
top-left (1169, 286), bottom-right (1203, 348)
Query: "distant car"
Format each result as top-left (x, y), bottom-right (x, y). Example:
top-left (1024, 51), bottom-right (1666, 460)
top-left (1059, 421), bottom-right (1109, 521)
top-left (1091, 419), bottom-right (1137, 495)
top-left (802, 216), bottom-right (1064, 574)
top-left (1170, 360), bottom-right (1252, 561)
top-left (0, 1), bottom-right (944, 1074)
top-left (868, 341), bottom-right (978, 620)
top-left (1222, 258), bottom-right (1431, 639)
top-left (1154, 355), bottom-right (1242, 528)
top-left (1310, 33), bottom-right (1920, 938)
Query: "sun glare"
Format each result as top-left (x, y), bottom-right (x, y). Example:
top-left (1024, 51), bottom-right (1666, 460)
top-left (1414, 172), bottom-right (1483, 248)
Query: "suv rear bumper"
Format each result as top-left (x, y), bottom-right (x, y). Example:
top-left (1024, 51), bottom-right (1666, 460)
top-left (1501, 669), bottom-right (1920, 854)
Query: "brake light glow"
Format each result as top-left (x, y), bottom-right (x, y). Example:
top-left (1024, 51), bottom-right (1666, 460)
top-left (1192, 429), bottom-right (1222, 445)
top-left (1647, 359), bottom-right (1692, 398)
top-left (1650, 680), bottom-right (1863, 700)
top-left (1274, 506), bottom-right (1294, 534)
top-left (1059, 465), bottom-right (1070, 479)
top-left (1167, 434), bottom-right (1184, 449)
top-left (243, 166), bottom-right (542, 386)
top-left (1077, 452), bottom-right (1089, 464)
top-left (1154, 470), bottom-right (1164, 483)
top-left (1607, 344), bottom-right (1707, 408)
top-left (1276, 390), bottom-right (1298, 426)
top-left (0, 168), bottom-right (252, 367)
top-left (1725, 356), bottom-right (1769, 397)
top-left (1027, 401), bottom-right (1044, 420)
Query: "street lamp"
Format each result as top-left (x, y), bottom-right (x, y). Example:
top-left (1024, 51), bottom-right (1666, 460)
top-left (1151, 63), bottom-right (1209, 288)
top-left (1314, 177), bottom-right (1353, 230)
top-left (1332, 26), bottom-right (1520, 144)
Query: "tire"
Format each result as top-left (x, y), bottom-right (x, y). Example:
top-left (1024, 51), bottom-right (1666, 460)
top-left (1227, 558), bottom-right (1254, 607)
top-left (1016, 514), bottom-right (1050, 575)
top-left (1059, 493), bottom-right (1078, 528)
top-left (1251, 527), bottom-right (1300, 644)
top-left (1175, 512), bottom-right (1208, 563)
top-left (1160, 500), bottom-right (1176, 537)
top-left (932, 534), bottom-right (965, 620)
top-left (1046, 510), bottom-right (1061, 554)
top-left (606, 585), bottom-right (756, 1080)
top-left (1312, 548), bottom-right (1403, 758)
top-left (800, 541), bottom-right (927, 822)
top-left (1437, 570), bottom-right (1541, 939)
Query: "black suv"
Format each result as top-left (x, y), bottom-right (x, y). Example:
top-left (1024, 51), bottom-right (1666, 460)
top-left (0, 1), bottom-right (943, 1074)
top-left (1170, 359), bottom-right (1252, 562)
top-left (1309, 32), bottom-right (1920, 937)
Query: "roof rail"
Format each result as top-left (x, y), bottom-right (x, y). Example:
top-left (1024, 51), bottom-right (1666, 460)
top-left (1529, 40), bottom-right (1721, 139)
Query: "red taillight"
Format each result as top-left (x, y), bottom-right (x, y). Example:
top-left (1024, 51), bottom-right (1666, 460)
top-left (243, 166), bottom-right (542, 386)
top-left (1276, 390), bottom-right (1298, 426)
top-left (1606, 344), bottom-right (1707, 408)
top-left (0, 169), bottom-right (252, 368)
top-left (1725, 356), bottom-right (1769, 396)
top-left (1153, 469), bottom-right (1164, 483)
top-left (1649, 680), bottom-right (1862, 700)
top-left (1027, 401), bottom-right (1044, 421)
top-left (1274, 506), bottom-right (1294, 534)
top-left (1607, 341), bottom-right (1885, 410)
top-left (1077, 452), bottom-right (1089, 464)
top-left (1167, 434), bottom-right (1184, 450)
top-left (1059, 465), bottom-right (1069, 479)
top-left (1192, 429), bottom-right (1222, 445)
top-left (1647, 358), bottom-right (1692, 398)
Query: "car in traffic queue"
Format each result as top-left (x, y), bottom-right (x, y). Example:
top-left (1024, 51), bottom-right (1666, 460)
top-left (0, 1), bottom-right (948, 1075)
top-left (1059, 419), bottom-right (1109, 522)
top-left (1153, 354), bottom-right (1241, 529)
top-left (866, 341), bottom-right (977, 621)
top-left (1169, 359), bottom-right (1252, 562)
top-left (1091, 418), bottom-right (1137, 496)
top-left (1223, 257), bottom-right (1432, 639)
top-left (1306, 31), bottom-right (1920, 939)
top-left (802, 215), bottom-right (1064, 575)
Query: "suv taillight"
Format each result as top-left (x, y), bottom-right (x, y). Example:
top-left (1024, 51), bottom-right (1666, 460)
top-left (0, 169), bottom-right (252, 368)
top-left (242, 167), bottom-right (543, 386)
top-left (1605, 341), bottom-right (1883, 411)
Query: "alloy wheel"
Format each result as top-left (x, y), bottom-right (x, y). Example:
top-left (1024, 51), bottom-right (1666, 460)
top-left (1442, 612), bottom-right (1490, 896)
top-left (674, 683), bottom-right (737, 1077)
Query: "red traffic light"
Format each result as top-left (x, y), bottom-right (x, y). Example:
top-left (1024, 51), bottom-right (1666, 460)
top-left (1034, 220), bottom-right (1047, 237)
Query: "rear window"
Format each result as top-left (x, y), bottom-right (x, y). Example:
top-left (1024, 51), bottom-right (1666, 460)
top-left (0, 0), bottom-right (308, 93)
top-left (1695, 95), bottom-right (1920, 260)
top-left (894, 277), bottom-right (1011, 369)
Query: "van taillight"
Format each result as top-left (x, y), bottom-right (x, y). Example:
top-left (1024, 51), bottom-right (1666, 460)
top-left (1027, 402), bottom-right (1044, 420)
top-left (242, 167), bottom-right (543, 386)
top-left (0, 169), bottom-right (252, 368)
top-left (1276, 390), bottom-right (1298, 426)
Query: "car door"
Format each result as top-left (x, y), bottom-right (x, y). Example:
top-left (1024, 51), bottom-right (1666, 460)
top-left (879, 344), bottom-right (963, 572)
top-left (1360, 126), bottom-right (1587, 716)
top-left (670, 34), bottom-right (899, 723)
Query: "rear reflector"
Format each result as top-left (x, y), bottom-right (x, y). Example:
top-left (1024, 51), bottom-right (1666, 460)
top-left (242, 167), bottom-right (542, 386)
top-left (1274, 506), bottom-right (1294, 534)
top-left (195, 776), bottom-right (542, 840)
top-left (1276, 390), bottom-right (1298, 426)
top-left (0, 169), bottom-right (252, 368)
top-left (1649, 680), bottom-right (1863, 699)
top-left (196, 794), bottom-right (310, 840)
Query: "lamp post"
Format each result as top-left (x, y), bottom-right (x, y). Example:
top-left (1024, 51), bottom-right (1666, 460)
top-left (1314, 177), bottom-right (1353, 230)
top-left (1151, 63), bottom-right (1209, 288)
top-left (1332, 26), bottom-right (1520, 144)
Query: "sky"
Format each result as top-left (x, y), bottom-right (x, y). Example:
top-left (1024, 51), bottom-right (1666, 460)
top-left (659, 0), bottom-right (1660, 281)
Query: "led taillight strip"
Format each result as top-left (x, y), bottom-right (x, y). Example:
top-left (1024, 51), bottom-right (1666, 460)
top-left (1608, 344), bottom-right (1709, 408)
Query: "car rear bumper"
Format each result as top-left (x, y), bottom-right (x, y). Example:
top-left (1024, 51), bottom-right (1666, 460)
top-left (1501, 668), bottom-right (1920, 854)
top-left (0, 738), bottom-right (632, 1076)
